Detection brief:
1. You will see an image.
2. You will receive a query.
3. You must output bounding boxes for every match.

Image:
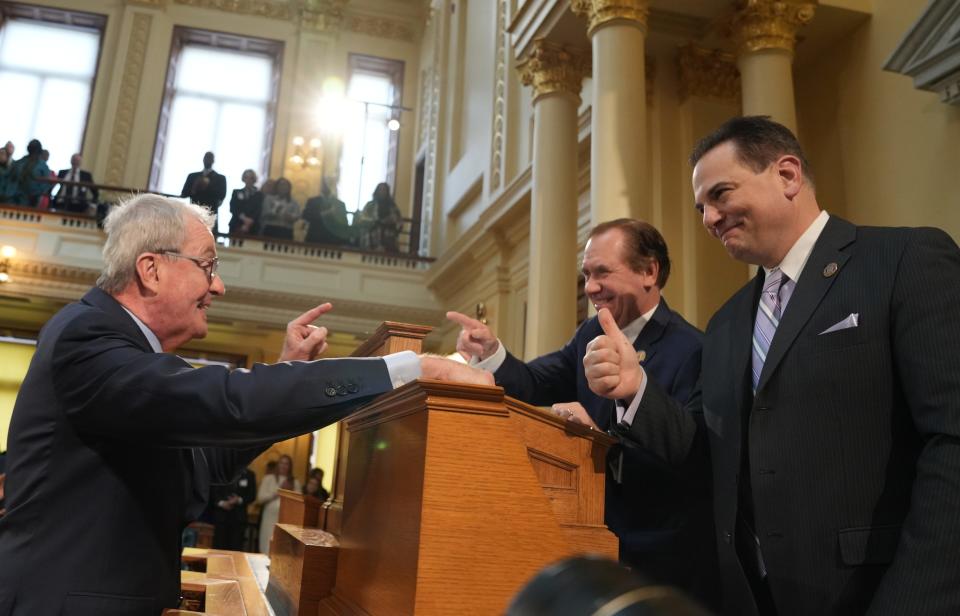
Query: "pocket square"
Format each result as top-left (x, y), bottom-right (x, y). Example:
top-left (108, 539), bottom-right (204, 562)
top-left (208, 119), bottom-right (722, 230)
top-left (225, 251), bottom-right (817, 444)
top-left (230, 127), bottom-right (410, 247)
top-left (819, 313), bottom-right (859, 335)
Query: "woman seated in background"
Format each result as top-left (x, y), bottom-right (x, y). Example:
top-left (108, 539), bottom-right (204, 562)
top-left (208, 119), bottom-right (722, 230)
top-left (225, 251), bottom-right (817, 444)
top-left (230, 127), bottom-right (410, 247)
top-left (10, 139), bottom-right (51, 207)
top-left (354, 182), bottom-right (402, 252)
top-left (259, 177), bottom-right (300, 240)
top-left (304, 467), bottom-right (331, 501)
top-left (256, 454), bottom-right (300, 554)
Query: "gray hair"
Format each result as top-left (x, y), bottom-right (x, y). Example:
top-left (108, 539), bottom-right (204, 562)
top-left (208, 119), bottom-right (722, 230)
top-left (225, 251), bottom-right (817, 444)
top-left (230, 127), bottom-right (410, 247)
top-left (96, 194), bottom-right (215, 294)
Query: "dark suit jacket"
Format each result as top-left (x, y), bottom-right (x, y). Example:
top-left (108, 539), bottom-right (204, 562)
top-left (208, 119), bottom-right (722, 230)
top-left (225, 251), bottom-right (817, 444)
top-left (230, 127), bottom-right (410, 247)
top-left (0, 288), bottom-right (393, 615)
top-left (55, 168), bottom-right (98, 202)
top-left (228, 188), bottom-right (263, 234)
top-left (181, 170), bottom-right (227, 211)
top-left (495, 300), bottom-right (718, 604)
top-left (628, 217), bottom-right (960, 615)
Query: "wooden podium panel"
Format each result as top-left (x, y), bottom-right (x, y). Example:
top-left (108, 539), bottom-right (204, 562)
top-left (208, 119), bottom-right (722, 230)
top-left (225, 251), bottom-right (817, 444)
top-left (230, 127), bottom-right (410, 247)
top-left (278, 489), bottom-right (325, 528)
top-left (312, 380), bottom-right (617, 616)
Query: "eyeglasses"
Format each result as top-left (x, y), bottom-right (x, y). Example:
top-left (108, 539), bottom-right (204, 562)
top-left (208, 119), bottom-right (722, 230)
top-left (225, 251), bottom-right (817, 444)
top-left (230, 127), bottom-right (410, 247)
top-left (161, 250), bottom-right (219, 281)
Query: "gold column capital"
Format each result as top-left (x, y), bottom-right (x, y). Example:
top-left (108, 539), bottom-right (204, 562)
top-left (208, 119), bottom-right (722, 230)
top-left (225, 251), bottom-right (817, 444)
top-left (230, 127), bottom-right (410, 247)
top-left (677, 44), bottom-right (741, 103)
top-left (517, 39), bottom-right (590, 103)
top-left (571, 0), bottom-right (649, 37)
top-left (728, 0), bottom-right (816, 56)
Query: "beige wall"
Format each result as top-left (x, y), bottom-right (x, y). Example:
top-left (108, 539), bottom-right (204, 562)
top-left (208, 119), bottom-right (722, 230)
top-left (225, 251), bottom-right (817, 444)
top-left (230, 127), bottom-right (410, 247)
top-left (796, 0), bottom-right (960, 239)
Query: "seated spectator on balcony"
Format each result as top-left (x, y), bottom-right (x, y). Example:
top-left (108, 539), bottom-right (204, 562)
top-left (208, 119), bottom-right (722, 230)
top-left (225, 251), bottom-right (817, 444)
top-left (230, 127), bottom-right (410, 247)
top-left (354, 182), bottom-right (402, 252)
top-left (302, 178), bottom-right (352, 246)
top-left (54, 153), bottom-right (99, 214)
top-left (228, 169), bottom-right (263, 235)
top-left (10, 139), bottom-right (51, 207)
top-left (0, 148), bottom-right (14, 204)
top-left (260, 177), bottom-right (300, 241)
top-left (38, 150), bottom-right (58, 210)
top-left (180, 151), bottom-right (227, 217)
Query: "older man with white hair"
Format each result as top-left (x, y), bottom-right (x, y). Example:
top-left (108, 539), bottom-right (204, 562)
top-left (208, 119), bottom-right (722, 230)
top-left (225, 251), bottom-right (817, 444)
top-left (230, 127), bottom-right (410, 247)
top-left (0, 194), bottom-right (490, 615)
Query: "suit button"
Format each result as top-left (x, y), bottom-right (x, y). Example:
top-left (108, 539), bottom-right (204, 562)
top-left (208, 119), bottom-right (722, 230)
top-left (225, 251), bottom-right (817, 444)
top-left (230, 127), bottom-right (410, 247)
top-left (767, 531), bottom-right (784, 539)
top-left (757, 406), bottom-right (771, 412)
top-left (347, 382), bottom-right (359, 393)
top-left (723, 531), bottom-right (732, 544)
top-left (336, 385), bottom-right (347, 395)
top-left (758, 468), bottom-right (776, 475)
top-left (324, 386), bottom-right (337, 397)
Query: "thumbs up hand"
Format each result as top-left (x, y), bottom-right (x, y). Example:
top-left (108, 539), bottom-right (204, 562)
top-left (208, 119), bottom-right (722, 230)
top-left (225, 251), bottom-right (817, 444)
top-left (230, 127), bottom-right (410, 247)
top-left (584, 308), bottom-right (645, 400)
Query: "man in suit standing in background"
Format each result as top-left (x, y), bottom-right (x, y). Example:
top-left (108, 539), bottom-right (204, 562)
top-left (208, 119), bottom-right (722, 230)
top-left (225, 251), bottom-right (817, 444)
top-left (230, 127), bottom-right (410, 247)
top-left (448, 220), bottom-right (717, 608)
top-left (181, 151), bottom-right (227, 221)
top-left (584, 116), bottom-right (960, 615)
top-left (55, 153), bottom-right (98, 213)
top-left (210, 466), bottom-right (256, 551)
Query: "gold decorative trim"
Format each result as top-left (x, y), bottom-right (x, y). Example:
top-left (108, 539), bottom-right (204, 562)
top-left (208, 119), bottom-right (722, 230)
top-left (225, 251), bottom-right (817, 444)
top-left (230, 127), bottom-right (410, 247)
top-left (490, 0), bottom-right (508, 191)
top-left (105, 12), bottom-right (152, 186)
top-left (677, 44), bottom-right (740, 103)
top-left (345, 14), bottom-right (415, 41)
top-left (172, 0), bottom-right (293, 19)
top-left (127, 0), bottom-right (167, 7)
top-left (728, 0), bottom-right (816, 55)
top-left (302, 0), bottom-right (347, 34)
top-left (517, 39), bottom-right (589, 103)
top-left (571, 0), bottom-right (650, 37)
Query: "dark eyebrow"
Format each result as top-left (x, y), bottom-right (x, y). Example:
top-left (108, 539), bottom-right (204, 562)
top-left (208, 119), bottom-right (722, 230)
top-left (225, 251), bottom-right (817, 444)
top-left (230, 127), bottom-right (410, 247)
top-left (707, 182), bottom-right (730, 202)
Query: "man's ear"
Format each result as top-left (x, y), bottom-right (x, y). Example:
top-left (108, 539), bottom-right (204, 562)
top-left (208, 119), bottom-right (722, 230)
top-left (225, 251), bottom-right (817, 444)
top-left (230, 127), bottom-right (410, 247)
top-left (642, 260), bottom-right (659, 289)
top-left (777, 154), bottom-right (804, 200)
top-left (135, 253), bottom-right (161, 294)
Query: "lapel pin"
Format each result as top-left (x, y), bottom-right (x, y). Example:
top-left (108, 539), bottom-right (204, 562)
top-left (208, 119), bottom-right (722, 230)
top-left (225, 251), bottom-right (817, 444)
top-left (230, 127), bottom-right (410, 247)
top-left (823, 262), bottom-right (839, 278)
top-left (636, 350), bottom-right (647, 363)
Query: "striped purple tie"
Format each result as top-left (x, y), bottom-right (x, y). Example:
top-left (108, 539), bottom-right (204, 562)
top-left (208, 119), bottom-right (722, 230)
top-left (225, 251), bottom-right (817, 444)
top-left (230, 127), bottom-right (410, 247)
top-left (752, 269), bottom-right (794, 393)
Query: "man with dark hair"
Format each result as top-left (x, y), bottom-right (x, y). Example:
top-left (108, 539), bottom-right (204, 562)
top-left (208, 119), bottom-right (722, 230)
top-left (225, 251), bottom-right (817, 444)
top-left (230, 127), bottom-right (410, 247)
top-left (448, 220), bottom-right (717, 606)
top-left (585, 115), bottom-right (960, 615)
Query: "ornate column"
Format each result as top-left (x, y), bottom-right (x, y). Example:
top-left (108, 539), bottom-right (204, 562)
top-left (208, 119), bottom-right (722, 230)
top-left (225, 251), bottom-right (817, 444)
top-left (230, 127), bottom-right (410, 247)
top-left (572, 0), bottom-right (649, 224)
top-left (517, 40), bottom-right (589, 358)
top-left (729, 0), bottom-right (815, 132)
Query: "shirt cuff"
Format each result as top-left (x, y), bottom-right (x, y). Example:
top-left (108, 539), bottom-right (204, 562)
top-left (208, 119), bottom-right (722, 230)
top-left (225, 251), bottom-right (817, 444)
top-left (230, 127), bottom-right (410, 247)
top-left (382, 350), bottom-right (422, 388)
top-left (615, 369), bottom-right (648, 426)
top-left (469, 340), bottom-right (506, 373)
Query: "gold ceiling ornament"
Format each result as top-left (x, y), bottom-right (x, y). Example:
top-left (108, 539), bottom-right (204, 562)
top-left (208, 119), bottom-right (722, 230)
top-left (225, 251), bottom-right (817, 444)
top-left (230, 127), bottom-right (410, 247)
top-left (126, 0), bottom-right (167, 7)
top-left (344, 14), bottom-right (415, 42)
top-left (517, 39), bottom-right (590, 103)
top-left (300, 0), bottom-right (348, 33)
top-left (172, 0), bottom-right (294, 20)
top-left (727, 0), bottom-right (816, 56)
top-left (571, 0), bottom-right (650, 37)
top-left (677, 43), bottom-right (741, 103)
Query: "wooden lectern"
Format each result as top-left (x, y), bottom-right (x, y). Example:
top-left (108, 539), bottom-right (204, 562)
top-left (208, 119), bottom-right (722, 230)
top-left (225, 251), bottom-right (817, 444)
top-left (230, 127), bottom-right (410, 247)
top-left (268, 322), bottom-right (618, 615)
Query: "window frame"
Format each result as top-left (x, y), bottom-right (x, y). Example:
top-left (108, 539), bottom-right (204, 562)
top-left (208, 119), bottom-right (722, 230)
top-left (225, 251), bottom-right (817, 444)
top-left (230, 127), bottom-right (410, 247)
top-left (0, 2), bottom-right (106, 164)
top-left (148, 26), bottom-right (284, 199)
top-left (342, 52), bottom-right (404, 209)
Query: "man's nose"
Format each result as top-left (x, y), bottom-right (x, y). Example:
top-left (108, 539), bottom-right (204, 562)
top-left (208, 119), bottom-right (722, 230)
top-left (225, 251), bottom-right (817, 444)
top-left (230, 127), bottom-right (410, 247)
top-left (584, 277), bottom-right (600, 295)
top-left (702, 205), bottom-right (721, 233)
top-left (210, 274), bottom-right (226, 296)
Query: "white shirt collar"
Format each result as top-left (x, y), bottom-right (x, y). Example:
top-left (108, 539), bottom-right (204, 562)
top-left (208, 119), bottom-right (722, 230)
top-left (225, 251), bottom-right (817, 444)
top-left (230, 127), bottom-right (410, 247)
top-left (763, 210), bottom-right (830, 283)
top-left (120, 306), bottom-right (163, 353)
top-left (620, 303), bottom-right (659, 344)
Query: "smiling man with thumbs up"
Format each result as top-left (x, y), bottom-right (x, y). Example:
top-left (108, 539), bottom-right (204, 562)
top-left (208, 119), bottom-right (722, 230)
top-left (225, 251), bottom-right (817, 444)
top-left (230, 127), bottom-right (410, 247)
top-left (448, 219), bottom-right (718, 607)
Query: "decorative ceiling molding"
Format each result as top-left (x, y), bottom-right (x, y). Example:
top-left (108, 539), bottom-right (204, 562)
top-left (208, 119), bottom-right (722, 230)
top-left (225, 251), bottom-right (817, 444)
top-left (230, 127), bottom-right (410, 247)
top-left (166, 0), bottom-right (418, 40)
top-left (884, 0), bottom-right (960, 105)
top-left (677, 43), bottom-right (740, 103)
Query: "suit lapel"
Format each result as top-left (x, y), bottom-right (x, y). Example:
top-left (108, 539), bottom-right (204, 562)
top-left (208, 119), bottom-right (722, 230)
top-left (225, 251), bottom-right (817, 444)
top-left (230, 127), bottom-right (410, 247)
top-left (756, 217), bottom-right (857, 393)
top-left (632, 299), bottom-right (672, 366)
top-left (732, 275), bottom-right (762, 417)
